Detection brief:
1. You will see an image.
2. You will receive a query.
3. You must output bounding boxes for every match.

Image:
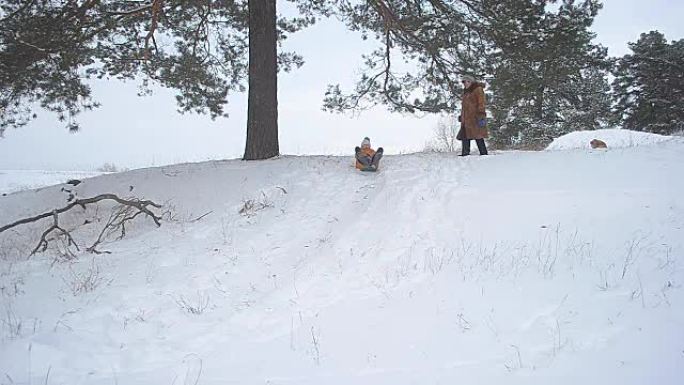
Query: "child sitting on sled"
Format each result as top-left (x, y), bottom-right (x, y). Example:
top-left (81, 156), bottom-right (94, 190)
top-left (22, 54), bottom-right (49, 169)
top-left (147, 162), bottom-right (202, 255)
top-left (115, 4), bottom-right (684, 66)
top-left (355, 137), bottom-right (384, 172)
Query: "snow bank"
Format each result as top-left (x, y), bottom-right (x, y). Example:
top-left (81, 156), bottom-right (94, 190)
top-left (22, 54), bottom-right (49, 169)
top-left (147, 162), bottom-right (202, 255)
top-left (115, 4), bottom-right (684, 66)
top-left (0, 170), bottom-right (104, 195)
top-left (546, 128), bottom-right (672, 150)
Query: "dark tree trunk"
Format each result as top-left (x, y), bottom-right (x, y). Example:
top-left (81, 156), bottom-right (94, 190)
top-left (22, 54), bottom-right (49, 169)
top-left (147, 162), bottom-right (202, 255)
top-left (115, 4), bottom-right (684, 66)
top-left (536, 85), bottom-right (545, 121)
top-left (243, 0), bottom-right (279, 160)
top-left (536, 62), bottom-right (546, 121)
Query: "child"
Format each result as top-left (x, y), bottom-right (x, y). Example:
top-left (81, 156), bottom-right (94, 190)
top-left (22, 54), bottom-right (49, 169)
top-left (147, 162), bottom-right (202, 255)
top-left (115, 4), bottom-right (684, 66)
top-left (355, 137), bottom-right (384, 172)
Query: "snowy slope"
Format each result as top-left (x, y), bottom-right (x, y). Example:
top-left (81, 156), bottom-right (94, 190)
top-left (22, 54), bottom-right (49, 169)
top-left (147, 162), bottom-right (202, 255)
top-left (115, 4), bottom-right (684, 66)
top-left (546, 128), bottom-right (672, 150)
top-left (1, 139), bottom-right (683, 385)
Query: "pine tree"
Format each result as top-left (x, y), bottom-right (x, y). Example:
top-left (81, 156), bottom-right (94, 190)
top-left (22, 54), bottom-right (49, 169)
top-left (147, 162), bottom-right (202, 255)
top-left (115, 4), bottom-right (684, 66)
top-left (486, 0), bottom-right (611, 148)
top-left (0, 0), bottom-right (311, 158)
top-left (559, 66), bottom-right (615, 132)
top-left (613, 31), bottom-right (684, 135)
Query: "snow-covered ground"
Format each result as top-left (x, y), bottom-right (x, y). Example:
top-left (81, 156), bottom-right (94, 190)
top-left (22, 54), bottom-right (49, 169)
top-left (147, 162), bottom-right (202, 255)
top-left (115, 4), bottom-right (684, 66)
top-left (546, 128), bottom-right (673, 150)
top-left (0, 170), bottom-right (104, 195)
top-left (1, 137), bottom-right (683, 384)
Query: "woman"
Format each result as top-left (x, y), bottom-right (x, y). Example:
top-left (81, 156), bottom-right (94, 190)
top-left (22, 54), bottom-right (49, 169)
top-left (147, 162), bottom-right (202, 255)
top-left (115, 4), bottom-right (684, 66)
top-left (457, 75), bottom-right (488, 156)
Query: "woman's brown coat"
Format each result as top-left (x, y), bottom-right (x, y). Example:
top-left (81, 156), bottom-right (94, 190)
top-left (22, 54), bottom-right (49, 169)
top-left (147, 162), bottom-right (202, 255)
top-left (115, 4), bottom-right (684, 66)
top-left (457, 83), bottom-right (488, 140)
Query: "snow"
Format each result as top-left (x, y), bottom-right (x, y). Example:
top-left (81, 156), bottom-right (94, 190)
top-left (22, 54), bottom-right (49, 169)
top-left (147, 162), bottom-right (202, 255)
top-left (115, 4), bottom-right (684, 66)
top-left (1, 139), bottom-right (683, 384)
top-left (546, 128), bottom-right (673, 150)
top-left (0, 170), bottom-right (104, 195)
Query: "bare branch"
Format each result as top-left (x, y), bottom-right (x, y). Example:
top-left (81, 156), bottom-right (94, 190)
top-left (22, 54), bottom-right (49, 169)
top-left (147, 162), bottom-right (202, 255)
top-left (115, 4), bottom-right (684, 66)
top-left (0, 193), bottom-right (162, 234)
top-left (31, 211), bottom-right (80, 256)
top-left (1, 193), bottom-right (162, 257)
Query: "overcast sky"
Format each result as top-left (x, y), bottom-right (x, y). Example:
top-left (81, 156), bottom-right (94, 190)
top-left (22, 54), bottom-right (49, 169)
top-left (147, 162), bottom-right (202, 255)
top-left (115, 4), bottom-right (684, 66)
top-left (1, 0), bottom-right (683, 171)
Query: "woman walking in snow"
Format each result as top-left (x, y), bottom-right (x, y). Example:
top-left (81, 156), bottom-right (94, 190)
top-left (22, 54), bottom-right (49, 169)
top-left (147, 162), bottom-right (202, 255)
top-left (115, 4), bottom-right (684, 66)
top-left (457, 75), bottom-right (488, 156)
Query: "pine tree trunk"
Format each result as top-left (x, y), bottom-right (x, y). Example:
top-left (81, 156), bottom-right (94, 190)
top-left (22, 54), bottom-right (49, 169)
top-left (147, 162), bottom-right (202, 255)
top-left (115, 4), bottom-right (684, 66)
top-left (243, 0), bottom-right (279, 160)
top-left (536, 62), bottom-right (546, 121)
top-left (536, 85), bottom-right (544, 121)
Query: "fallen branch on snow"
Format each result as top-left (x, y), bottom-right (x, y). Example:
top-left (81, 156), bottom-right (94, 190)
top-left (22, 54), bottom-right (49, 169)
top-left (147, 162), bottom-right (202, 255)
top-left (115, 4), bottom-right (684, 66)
top-left (0, 193), bottom-right (162, 256)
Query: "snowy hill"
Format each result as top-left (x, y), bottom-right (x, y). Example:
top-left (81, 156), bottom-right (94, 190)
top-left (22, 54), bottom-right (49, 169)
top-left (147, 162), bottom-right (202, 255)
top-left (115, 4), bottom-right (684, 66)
top-left (546, 128), bottom-right (672, 150)
top-left (1, 139), bottom-right (683, 384)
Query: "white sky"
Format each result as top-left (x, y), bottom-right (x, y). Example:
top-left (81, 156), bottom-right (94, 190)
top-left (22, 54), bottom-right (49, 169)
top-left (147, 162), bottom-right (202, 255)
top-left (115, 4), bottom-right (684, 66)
top-left (0, 0), bottom-right (682, 171)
